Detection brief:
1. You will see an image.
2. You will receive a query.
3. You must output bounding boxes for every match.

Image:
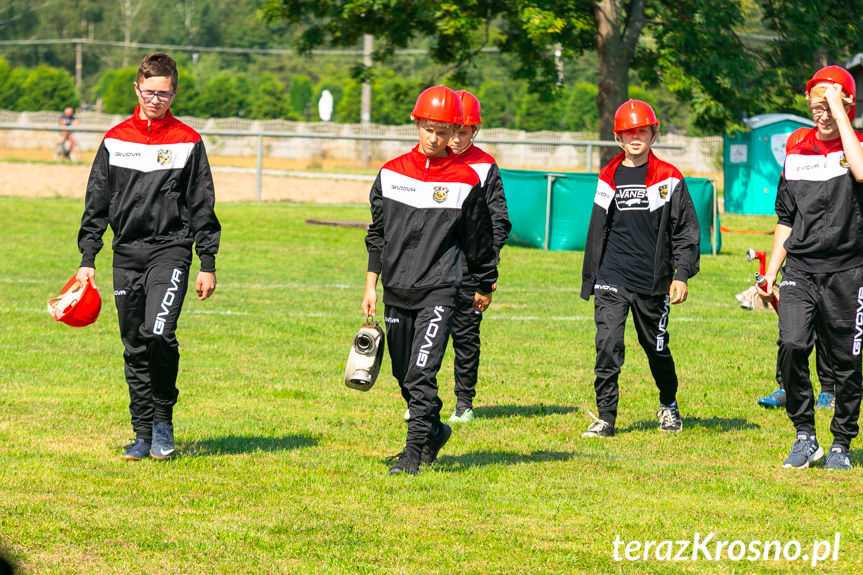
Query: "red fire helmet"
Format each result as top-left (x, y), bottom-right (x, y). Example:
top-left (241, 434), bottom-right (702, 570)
top-left (613, 99), bottom-right (660, 133)
top-left (806, 65), bottom-right (856, 119)
top-left (455, 90), bottom-right (482, 126)
top-left (411, 85), bottom-right (463, 125)
top-left (47, 274), bottom-right (101, 327)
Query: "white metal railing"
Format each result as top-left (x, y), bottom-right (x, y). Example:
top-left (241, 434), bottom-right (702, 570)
top-left (0, 110), bottom-right (723, 200)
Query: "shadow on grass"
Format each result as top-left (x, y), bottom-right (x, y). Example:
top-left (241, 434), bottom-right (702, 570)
top-left (434, 450), bottom-right (574, 471)
top-left (181, 434), bottom-right (318, 456)
top-left (472, 404), bottom-right (578, 419)
top-left (618, 416), bottom-right (760, 434)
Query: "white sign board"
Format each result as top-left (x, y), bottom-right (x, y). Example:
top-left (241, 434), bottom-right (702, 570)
top-left (771, 132), bottom-right (791, 166)
top-left (729, 144), bottom-right (748, 164)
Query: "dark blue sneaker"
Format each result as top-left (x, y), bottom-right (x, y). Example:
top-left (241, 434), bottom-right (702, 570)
top-left (815, 392), bottom-right (835, 410)
top-left (120, 438), bottom-right (151, 461)
top-left (782, 432), bottom-right (823, 468)
top-left (150, 422), bottom-right (175, 460)
top-left (823, 445), bottom-right (852, 471)
top-left (758, 389), bottom-right (786, 409)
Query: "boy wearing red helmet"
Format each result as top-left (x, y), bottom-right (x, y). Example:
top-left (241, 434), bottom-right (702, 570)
top-left (362, 85), bottom-right (498, 474)
top-left (440, 89), bottom-right (511, 423)
top-left (756, 65), bottom-right (863, 470)
top-left (76, 53), bottom-right (220, 462)
top-left (580, 99), bottom-right (700, 438)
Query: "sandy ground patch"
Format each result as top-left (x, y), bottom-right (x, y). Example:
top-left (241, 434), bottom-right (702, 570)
top-left (0, 161), bottom-right (372, 204)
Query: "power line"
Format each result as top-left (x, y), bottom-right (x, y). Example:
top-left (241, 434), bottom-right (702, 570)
top-left (0, 37), bottom-right (500, 56)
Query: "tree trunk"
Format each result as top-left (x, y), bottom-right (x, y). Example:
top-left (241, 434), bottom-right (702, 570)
top-left (594, 0), bottom-right (647, 165)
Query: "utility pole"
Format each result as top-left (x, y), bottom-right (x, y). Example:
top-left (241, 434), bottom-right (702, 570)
top-left (75, 40), bottom-right (83, 93)
top-left (360, 34), bottom-right (373, 165)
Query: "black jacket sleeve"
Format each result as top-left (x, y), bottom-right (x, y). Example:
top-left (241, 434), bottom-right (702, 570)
top-left (186, 140), bottom-right (221, 272)
top-left (77, 141), bottom-right (111, 268)
top-left (669, 179), bottom-right (701, 283)
top-left (485, 163), bottom-right (512, 258)
top-left (458, 183), bottom-right (499, 293)
top-left (774, 176), bottom-right (796, 228)
top-left (365, 172), bottom-right (385, 274)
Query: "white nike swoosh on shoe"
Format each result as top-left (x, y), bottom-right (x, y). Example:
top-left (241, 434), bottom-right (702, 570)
top-left (159, 448), bottom-right (174, 456)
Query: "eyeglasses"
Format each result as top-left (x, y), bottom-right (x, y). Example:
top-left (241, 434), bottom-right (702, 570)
top-left (808, 105), bottom-right (831, 118)
top-left (136, 87), bottom-right (176, 102)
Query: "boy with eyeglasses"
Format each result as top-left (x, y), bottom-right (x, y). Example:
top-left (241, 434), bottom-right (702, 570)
top-left (756, 65), bottom-right (863, 470)
top-left (76, 52), bottom-right (221, 461)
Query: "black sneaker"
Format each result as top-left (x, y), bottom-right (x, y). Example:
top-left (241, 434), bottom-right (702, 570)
top-left (150, 422), bottom-right (175, 460)
top-left (782, 432), bottom-right (823, 468)
top-left (657, 404), bottom-right (683, 432)
top-left (823, 445), bottom-right (852, 471)
top-left (581, 418), bottom-right (615, 438)
top-left (120, 438), bottom-right (151, 461)
top-left (420, 423), bottom-right (452, 465)
top-left (388, 451), bottom-right (420, 475)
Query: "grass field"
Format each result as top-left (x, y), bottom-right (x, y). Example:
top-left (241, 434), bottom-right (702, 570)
top-left (1, 196), bottom-right (861, 574)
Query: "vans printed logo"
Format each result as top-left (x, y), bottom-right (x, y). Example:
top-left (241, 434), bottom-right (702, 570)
top-left (614, 186), bottom-right (648, 210)
top-left (157, 149), bottom-right (173, 165)
top-left (432, 186), bottom-right (449, 203)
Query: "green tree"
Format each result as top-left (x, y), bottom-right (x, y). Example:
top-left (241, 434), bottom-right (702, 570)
top-left (477, 81), bottom-right (516, 129)
top-left (15, 65), bottom-right (79, 111)
top-left (259, 0), bottom-right (756, 160)
top-left (92, 67), bottom-right (137, 114)
top-left (288, 75), bottom-right (313, 119)
top-left (250, 73), bottom-right (290, 119)
top-left (196, 71), bottom-right (251, 118)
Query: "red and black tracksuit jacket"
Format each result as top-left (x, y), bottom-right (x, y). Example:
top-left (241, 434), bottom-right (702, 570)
top-left (581, 150), bottom-right (700, 300)
top-left (776, 127), bottom-right (863, 446)
top-left (456, 144), bottom-right (511, 262)
top-left (78, 107), bottom-right (221, 271)
top-left (365, 144), bottom-right (498, 309)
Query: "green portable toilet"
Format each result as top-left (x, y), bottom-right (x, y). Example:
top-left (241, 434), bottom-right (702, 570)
top-left (723, 114), bottom-right (814, 214)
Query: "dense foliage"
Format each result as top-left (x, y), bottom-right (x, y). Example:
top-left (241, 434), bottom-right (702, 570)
top-left (1, 1), bottom-right (861, 134)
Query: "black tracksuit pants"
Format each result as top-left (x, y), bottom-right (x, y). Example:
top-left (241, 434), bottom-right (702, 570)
top-left (592, 284), bottom-right (678, 426)
top-left (778, 266), bottom-right (863, 448)
top-left (114, 261), bottom-right (189, 441)
top-left (385, 304), bottom-right (453, 460)
top-left (451, 281), bottom-right (483, 410)
top-left (775, 338), bottom-right (835, 395)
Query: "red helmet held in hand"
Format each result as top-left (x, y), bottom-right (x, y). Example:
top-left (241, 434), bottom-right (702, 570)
top-left (411, 85), bottom-right (463, 125)
top-left (48, 274), bottom-right (101, 327)
top-left (455, 90), bottom-right (482, 126)
top-left (613, 99), bottom-right (660, 133)
top-left (806, 65), bottom-right (856, 118)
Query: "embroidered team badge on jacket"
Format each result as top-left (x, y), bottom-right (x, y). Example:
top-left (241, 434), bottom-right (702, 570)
top-left (433, 185), bottom-right (449, 203)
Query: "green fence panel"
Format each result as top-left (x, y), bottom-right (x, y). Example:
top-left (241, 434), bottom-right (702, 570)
top-left (546, 173), bottom-right (596, 251)
top-left (686, 177), bottom-right (722, 254)
top-left (498, 168), bottom-right (550, 249)
top-left (500, 169), bottom-right (720, 254)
